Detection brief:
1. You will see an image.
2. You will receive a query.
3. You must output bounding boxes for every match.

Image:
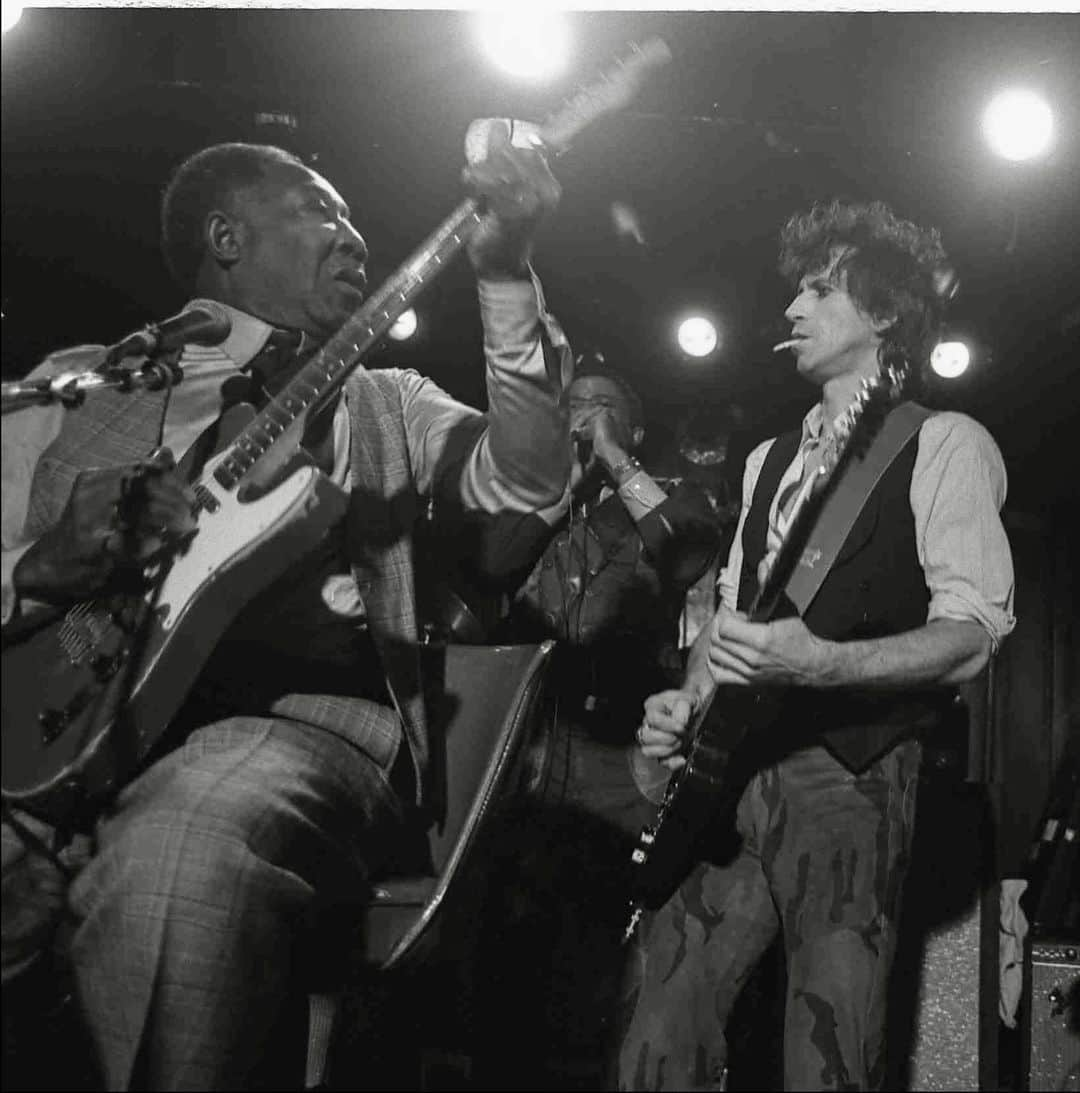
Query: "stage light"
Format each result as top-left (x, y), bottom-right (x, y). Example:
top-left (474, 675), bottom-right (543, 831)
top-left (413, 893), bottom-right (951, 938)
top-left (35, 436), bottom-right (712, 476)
top-left (474, 10), bottom-right (571, 81)
top-left (930, 340), bottom-right (971, 379)
top-left (388, 308), bottom-right (418, 342)
top-left (677, 316), bottom-right (719, 358)
top-left (983, 88), bottom-right (1054, 162)
top-left (2, 3), bottom-right (23, 33)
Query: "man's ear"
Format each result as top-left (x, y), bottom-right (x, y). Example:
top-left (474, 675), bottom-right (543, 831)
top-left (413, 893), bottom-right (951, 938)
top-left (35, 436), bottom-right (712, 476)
top-left (206, 210), bottom-right (243, 267)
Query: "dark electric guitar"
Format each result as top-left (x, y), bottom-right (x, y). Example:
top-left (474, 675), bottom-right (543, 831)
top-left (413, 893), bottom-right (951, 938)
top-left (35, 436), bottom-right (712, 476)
top-left (1, 39), bottom-right (672, 827)
top-left (624, 364), bottom-right (906, 940)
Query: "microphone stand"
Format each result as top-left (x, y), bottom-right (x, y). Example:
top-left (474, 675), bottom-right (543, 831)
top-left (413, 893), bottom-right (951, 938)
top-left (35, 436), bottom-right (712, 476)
top-left (1, 353), bottom-right (183, 414)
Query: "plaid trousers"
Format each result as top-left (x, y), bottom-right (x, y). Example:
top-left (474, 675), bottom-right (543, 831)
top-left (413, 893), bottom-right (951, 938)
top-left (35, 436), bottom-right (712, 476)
top-left (59, 712), bottom-right (411, 1090)
top-left (615, 739), bottom-right (921, 1092)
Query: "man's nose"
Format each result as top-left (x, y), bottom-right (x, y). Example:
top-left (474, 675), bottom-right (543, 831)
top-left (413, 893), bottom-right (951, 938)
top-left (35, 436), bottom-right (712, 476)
top-left (784, 294), bottom-right (806, 322)
top-left (338, 222), bottom-right (368, 262)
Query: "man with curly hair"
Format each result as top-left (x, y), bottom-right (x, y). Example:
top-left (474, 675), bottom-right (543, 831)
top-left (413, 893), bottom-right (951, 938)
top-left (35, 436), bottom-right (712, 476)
top-left (618, 200), bottom-right (1015, 1090)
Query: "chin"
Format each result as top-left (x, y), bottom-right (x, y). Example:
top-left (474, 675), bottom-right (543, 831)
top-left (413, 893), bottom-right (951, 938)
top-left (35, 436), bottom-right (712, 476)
top-left (306, 307), bottom-right (349, 338)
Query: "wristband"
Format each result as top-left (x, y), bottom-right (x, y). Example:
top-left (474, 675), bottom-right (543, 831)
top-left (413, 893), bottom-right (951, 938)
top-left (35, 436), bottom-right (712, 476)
top-left (607, 454), bottom-right (642, 485)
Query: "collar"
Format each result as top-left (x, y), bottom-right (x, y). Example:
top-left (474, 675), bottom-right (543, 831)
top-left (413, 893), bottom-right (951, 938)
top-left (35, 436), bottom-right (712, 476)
top-left (800, 402), bottom-right (825, 446)
top-left (185, 298), bottom-right (318, 370)
top-left (799, 401), bottom-right (850, 448)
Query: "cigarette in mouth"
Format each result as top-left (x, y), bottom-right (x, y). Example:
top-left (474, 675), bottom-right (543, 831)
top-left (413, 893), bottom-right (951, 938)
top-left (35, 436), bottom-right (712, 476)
top-left (773, 339), bottom-right (800, 352)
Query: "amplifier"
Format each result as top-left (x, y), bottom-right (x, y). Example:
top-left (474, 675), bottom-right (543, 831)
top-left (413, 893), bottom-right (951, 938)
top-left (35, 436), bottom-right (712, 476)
top-left (1026, 936), bottom-right (1080, 1091)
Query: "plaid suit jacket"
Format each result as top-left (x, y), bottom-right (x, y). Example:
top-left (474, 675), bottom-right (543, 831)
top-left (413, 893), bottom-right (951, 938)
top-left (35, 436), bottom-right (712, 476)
top-left (20, 358), bottom-right (500, 809)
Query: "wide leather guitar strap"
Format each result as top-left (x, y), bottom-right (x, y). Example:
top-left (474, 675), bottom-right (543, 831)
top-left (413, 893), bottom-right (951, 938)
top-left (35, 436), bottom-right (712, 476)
top-left (785, 401), bottom-right (933, 616)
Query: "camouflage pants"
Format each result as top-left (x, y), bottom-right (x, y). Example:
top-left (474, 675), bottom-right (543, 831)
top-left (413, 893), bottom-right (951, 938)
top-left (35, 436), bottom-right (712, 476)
top-left (616, 739), bottom-right (921, 1091)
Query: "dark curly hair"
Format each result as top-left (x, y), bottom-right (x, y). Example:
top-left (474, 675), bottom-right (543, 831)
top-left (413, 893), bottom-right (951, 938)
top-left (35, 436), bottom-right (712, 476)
top-left (778, 200), bottom-right (951, 385)
top-left (160, 143), bottom-right (305, 291)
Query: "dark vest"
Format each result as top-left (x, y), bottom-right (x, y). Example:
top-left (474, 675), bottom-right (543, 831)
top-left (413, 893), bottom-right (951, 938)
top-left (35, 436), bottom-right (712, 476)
top-left (739, 408), bottom-right (952, 771)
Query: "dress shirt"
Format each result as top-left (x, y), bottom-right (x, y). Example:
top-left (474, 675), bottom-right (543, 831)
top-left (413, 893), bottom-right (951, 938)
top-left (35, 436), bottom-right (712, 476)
top-left (717, 402), bottom-right (1015, 649)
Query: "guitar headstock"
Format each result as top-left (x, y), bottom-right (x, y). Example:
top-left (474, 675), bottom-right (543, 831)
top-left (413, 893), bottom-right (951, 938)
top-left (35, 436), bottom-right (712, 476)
top-left (819, 362), bottom-right (907, 481)
top-left (539, 37), bottom-right (672, 154)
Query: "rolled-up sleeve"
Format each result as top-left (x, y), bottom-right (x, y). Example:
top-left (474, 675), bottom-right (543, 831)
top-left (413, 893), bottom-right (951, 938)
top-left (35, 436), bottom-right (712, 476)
top-left (912, 412), bottom-right (1015, 649)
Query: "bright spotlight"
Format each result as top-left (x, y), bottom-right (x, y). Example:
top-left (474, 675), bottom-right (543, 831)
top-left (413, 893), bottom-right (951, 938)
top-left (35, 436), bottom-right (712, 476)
top-left (388, 309), bottom-right (418, 342)
top-left (2, 3), bottom-right (24, 33)
top-left (475, 11), bottom-right (571, 81)
top-left (983, 88), bottom-right (1054, 162)
top-left (930, 340), bottom-right (971, 379)
top-left (677, 317), bottom-right (719, 359)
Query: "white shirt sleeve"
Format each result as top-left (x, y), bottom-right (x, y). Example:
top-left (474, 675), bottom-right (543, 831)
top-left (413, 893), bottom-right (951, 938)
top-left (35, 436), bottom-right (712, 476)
top-left (401, 270), bottom-right (572, 525)
top-left (911, 412), bottom-right (1016, 649)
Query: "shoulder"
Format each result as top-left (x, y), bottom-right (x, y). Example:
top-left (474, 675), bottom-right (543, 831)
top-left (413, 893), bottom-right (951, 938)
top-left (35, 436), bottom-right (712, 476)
top-left (747, 435), bottom-right (777, 467)
top-left (915, 409), bottom-right (1007, 499)
top-left (743, 435), bottom-right (777, 483)
top-left (344, 366), bottom-right (426, 414)
top-left (345, 367), bottom-right (481, 434)
top-left (346, 366), bottom-right (454, 402)
top-left (27, 343), bottom-right (108, 381)
top-left (346, 365), bottom-right (410, 396)
top-left (917, 409), bottom-right (1004, 465)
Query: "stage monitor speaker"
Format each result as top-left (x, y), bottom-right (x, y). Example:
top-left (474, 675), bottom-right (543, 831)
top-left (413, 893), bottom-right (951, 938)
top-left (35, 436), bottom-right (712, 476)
top-left (1025, 936), bottom-right (1080, 1091)
top-left (888, 781), bottom-right (1000, 1091)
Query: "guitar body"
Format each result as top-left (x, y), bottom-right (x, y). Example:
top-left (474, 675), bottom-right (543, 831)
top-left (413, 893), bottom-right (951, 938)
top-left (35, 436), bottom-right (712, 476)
top-left (1, 440), bottom-right (348, 824)
top-left (628, 687), bottom-right (786, 911)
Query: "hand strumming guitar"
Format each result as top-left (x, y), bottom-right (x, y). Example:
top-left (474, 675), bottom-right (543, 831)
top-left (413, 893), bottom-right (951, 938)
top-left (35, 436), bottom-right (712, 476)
top-left (13, 449), bottom-right (198, 604)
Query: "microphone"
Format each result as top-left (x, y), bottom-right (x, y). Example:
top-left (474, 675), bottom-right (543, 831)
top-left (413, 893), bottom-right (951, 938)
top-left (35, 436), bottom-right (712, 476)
top-left (570, 427), bottom-right (593, 466)
top-left (107, 301), bottom-right (232, 362)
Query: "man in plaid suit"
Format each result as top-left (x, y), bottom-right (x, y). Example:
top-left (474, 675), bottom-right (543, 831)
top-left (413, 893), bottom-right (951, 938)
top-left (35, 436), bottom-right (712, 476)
top-left (1, 133), bottom-right (570, 1088)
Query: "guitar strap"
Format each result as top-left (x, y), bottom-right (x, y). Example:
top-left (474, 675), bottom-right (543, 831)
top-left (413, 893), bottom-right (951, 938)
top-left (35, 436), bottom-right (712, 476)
top-left (785, 401), bottom-right (933, 616)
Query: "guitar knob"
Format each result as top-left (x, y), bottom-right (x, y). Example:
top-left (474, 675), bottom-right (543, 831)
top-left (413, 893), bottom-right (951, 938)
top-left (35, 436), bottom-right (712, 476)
top-left (39, 707), bottom-right (71, 745)
top-left (90, 653), bottom-right (122, 681)
top-left (640, 829), bottom-right (655, 845)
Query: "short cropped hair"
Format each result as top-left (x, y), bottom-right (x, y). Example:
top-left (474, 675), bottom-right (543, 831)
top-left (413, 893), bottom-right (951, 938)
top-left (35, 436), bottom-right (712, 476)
top-left (778, 200), bottom-right (950, 382)
top-left (160, 142), bottom-right (305, 291)
top-left (572, 353), bottom-right (644, 430)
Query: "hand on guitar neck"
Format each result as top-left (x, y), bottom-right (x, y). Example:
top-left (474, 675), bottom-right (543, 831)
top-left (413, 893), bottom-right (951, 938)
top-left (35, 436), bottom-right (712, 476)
top-left (13, 449), bottom-right (198, 605)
